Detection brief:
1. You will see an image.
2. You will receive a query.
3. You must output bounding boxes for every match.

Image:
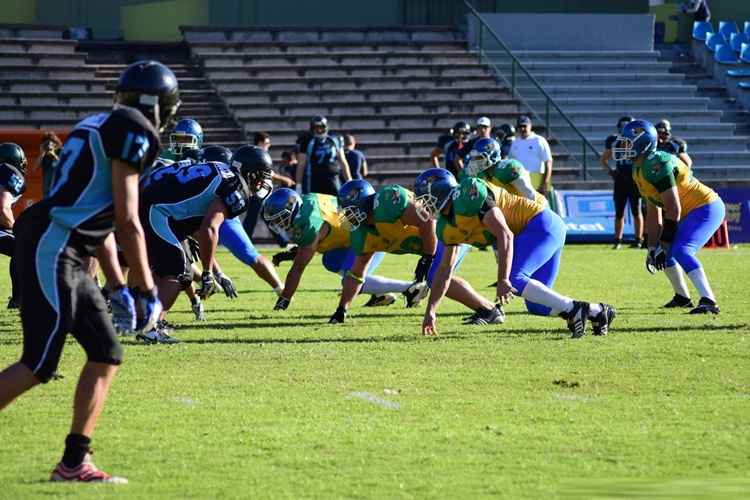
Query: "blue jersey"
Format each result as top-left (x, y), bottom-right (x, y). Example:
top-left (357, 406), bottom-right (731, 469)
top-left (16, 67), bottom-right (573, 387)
top-left (0, 162), bottom-right (26, 209)
top-left (443, 139), bottom-right (469, 176)
top-left (344, 148), bottom-right (365, 180)
top-left (34, 106), bottom-right (160, 253)
top-left (141, 161), bottom-right (250, 240)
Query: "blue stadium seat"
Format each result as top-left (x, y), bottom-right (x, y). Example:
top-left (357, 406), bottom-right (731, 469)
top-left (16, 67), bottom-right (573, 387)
top-left (692, 21), bottom-right (713, 41)
top-left (739, 81), bottom-right (750, 89)
top-left (715, 45), bottom-right (739, 64)
top-left (742, 43), bottom-right (750, 64)
top-left (730, 32), bottom-right (749, 52)
top-left (727, 69), bottom-right (750, 77)
top-left (744, 21), bottom-right (750, 37)
top-left (705, 32), bottom-right (724, 52)
top-left (719, 20), bottom-right (740, 42)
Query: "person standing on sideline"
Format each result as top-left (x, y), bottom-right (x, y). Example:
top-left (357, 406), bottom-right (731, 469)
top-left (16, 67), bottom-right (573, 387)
top-left (494, 123), bottom-right (516, 159)
top-left (656, 119), bottom-right (692, 168)
top-left (0, 60), bottom-right (174, 484)
top-left (509, 115), bottom-right (553, 196)
top-left (601, 116), bottom-right (644, 249)
top-left (296, 116), bottom-right (351, 195)
top-left (280, 151), bottom-right (298, 180)
top-left (343, 134), bottom-right (367, 181)
top-left (430, 121), bottom-right (471, 176)
top-left (36, 132), bottom-right (62, 198)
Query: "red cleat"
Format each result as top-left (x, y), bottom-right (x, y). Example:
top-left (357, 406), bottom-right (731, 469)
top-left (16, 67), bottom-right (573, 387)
top-left (50, 454), bottom-right (127, 484)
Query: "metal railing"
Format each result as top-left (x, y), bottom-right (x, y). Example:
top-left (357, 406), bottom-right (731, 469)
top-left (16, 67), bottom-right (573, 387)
top-left (463, 0), bottom-right (600, 180)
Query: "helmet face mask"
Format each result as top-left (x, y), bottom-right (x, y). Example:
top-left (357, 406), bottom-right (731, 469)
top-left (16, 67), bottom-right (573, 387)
top-left (310, 115), bottom-right (328, 139)
top-left (613, 119), bottom-right (658, 162)
top-left (263, 188), bottom-right (301, 236)
top-left (337, 179), bottom-right (375, 231)
top-left (465, 138), bottom-right (501, 177)
top-left (339, 205), bottom-right (368, 231)
top-left (413, 169), bottom-right (458, 222)
top-left (169, 119), bottom-right (203, 155)
top-left (231, 145), bottom-right (274, 200)
top-left (249, 169), bottom-right (274, 200)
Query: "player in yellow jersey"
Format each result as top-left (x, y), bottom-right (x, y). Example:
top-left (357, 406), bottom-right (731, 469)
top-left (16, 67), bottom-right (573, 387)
top-left (261, 188), bottom-right (425, 312)
top-left (614, 119), bottom-right (725, 314)
top-left (329, 179), bottom-right (502, 324)
top-left (414, 168), bottom-right (616, 338)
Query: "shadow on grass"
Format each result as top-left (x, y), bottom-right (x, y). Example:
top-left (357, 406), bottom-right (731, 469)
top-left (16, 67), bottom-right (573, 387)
top-left (125, 333), bottom-right (452, 346)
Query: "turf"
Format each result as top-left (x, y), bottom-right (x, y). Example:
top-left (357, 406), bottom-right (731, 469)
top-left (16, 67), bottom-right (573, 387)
top-left (0, 244), bottom-right (748, 499)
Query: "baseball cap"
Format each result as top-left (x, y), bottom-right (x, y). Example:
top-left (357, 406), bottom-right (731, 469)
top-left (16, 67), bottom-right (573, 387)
top-left (516, 115), bottom-right (531, 126)
top-left (476, 116), bottom-right (491, 128)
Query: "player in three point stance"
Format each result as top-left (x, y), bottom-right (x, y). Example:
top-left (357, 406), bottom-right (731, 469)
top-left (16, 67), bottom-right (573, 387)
top-left (0, 60), bottom-right (174, 483)
top-left (330, 179), bottom-right (501, 325)
top-left (416, 168), bottom-right (616, 338)
top-left (614, 119), bottom-right (724, 314)
top-left (261, 188), bottom-right (425, 312)
top-left (0, 142), bottom-right (27, 308)
top-left (139, 145), bottom-right (273, 343)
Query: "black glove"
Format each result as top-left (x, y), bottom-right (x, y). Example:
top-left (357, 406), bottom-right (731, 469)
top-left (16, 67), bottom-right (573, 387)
top-left (272, 246), bottom-right (298, 267)
top-left (413, 254), bottom-right (434, 283)
top-left (328, 306), bottom-right (347, 324)
top-left (274, 296), bottom-right (290, 310)
top-left (198, 270), bottom-right (217, 299)
top-left (214, 271), bottom-right (238, 299)
top-left (646, 245), bottom-right (668, 274)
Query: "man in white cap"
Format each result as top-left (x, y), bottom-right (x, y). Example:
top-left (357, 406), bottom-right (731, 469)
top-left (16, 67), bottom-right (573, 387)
top-left (465, 117), bottom-right (492, 156)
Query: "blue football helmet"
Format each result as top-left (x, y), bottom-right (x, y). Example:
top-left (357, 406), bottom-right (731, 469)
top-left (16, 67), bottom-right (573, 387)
top-left (613, 119), bottom-right (657, 162)
top-left (465, 137), bottom-right (501, 177)
top-left (413, 168), bottom-right (459, 221)
top-left (338, 179), bottom-right (375, 231)
top-left (262, 188), bottom-right (301, 236)
top-left (201, 144), bottom-right (232, 164)
top-left (169, 118), bottom-right (204, 155)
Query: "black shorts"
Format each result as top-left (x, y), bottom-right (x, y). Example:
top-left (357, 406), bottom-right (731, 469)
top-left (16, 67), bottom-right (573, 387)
top-left (142, 204), bottom-right (191, 280)
top-left (310, 174), bottom-right (341, 196)
top-left (613, 170), bottom-right (641, 218)
top-left (0, 228), bottom-right (13, 256)
top-left (14, 209), bottom-right (122, 383)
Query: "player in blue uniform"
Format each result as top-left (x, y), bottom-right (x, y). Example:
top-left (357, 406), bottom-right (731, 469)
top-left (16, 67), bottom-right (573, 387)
top-left (140, 145), bottom-right (274, 342)
top-left (0, 61), bottom-right (176, 483)
top-left (0, 142), bottom-right (27, 309)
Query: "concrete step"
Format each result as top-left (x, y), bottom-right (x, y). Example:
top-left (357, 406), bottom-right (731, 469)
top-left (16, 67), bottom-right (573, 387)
top-left (0, 53), bottom-right (87, 65)
top-left (0, 38), bottom-right (78, 53)
top-left (211, 74), bottom-right (499, 92)
top-left (0, 114), bottom-right (237, 129)
top-left (519, 84), bottom-right (698, 97)
top-left (489, 60), bottom-right (670, 72)
top-left (0, 91), bottom-right (223, 107)
top-left (182, 27), bottom-right (461, 43)
top-left (530, 96), bottom-right (711, 108)
top-left (569, 150), bottom-right (750, 165)
top-left (551, 109), bottom-right (724, 125)
top-left (509, 50), bottom-right (661, 61)
top-left (199, 51), bottom-right (476, 67)
top-left (189, 41), bottom-right (467, 54)
top-left (530, 73), bottom-right (686, 84)
top-left (0, 79), bottom-right (108, 93)
top-left (554, 133), bottom-right (749, 152)
top-left (2, 67), bottom-right (96, 79)
top-left (362, 154), bottom-right (580, 173)
top-left (203, 63), bottom-right (490, 79)
top-left (221, 87), bottom-right (509, 105)
top-left (559, 122), bottom-right (737, 135)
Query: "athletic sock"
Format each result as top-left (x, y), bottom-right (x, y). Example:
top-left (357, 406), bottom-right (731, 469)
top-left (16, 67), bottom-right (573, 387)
top-left (521, 279), bottom-right (574, 316)
top-left (62, 433), bottom-right (91, 468)
top-left (687, 267), bottom-right (716, 302)
top-left (665, 264), bottom-right (690, 298)
top-left (360, 275), bottom-right (411, 295)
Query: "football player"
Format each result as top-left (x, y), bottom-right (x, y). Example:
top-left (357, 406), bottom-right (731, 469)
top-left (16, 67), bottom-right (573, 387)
top-left (430, 121), bottom-right (471, 176)
top-left (0, 142), bottom-right (27, 308)
top-left (0, 60), bottom-right (175, 483)
top-left (615, 119), bottom-right (724, 313)
top-left (295, 115), bottom-right (351, 195)
top-left (162, 118), bottom-right (203, 161)
top-left (655, 119), bottom-right (692, 168)
top-left (262, 188), bottom-right (425, 312)
top-left (139, 145), bottom-right (272, 343)
top-left (329, 179), bottom-right (500, 325)
top-left (416, 169), bottom-right (616, 338)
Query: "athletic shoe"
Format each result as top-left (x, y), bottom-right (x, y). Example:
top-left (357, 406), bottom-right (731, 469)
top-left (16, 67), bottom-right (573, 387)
top-left (612, 241), bottom-right (622, 250)
top-left (689, 297), bottom-right (720, 315)
top-left (51, 454), bottom-right (127, 484)
top-left (6, 297), bottom-right (18, 309)
top-left (403, 282), bottom-right (429, 308)
top-left (663, 294), bottom-right (694, 308)
top-left (591, 303), bottom-right (616, 336)
top-left (191, 298), bottom-right (206, 321)
top-left (564, 301), bottom-right (590, 339)
top-left (136, 321), bottom-right (180, 344)
top-left (363, 294), bottom-right (396, 307)
top-left (629, 239), bottom-right (644, 249)
top-left (465, 305), bottom-right (505, 325)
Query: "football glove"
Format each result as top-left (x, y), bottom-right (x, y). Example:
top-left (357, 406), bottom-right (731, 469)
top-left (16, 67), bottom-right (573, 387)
top-left (274, 296), bottom-right (290, 310)
top-left (110, 286), bottom-right (136, 334)
top-left (191, 297), bottom-right (206, 321)
top-left (272, 246), bottom-right (298, 267)
top-left (198, 270), bottom-right (217, 299)
top-left (646, 246), bottom-right (668, 274)
top-left (134, 287), bottom-right (162, 333)
top-left (413, 254), bottom-right (434, 283)
top-left (328, 306), bottom-right (347, 324)
top-left (214, 271), bottom-right (238, 299)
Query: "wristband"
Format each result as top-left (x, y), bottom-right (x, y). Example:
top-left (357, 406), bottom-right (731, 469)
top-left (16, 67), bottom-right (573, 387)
top-left (346, 270), bottom-right (365, 284)
top-left (660, 219), bottom-right (678, 244)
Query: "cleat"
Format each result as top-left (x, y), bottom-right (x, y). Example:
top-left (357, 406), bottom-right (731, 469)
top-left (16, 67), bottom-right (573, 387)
top-left (465, 305), bottom-right (505, 325)
top-left (363, 293), bottom-right (396, 307)
top-left (564, 301), bottom-right (590, 339)
top-left (689, 297), bottom-right (720, 315)
top-left (611, 241), bottom-right (622, 250)
top-left (663, 294), bottom-right (694, 309)
top-left (51, 454), bottom-right (127, 484)
top-left (191, 298), bottom-right (206, 321)
top-left (629, 239), bottom-right (644, 249)
top-left (591, 303), bottom-right (616, 336)
top-left (136, 321), bottom-right (180, 344)
top-left (403, 281), bottom-right (429, 308)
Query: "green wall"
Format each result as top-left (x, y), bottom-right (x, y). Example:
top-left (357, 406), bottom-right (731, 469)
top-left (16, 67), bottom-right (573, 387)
top-left (122, 0), bottom-right (208, 40)
top-left (3, 0), bottom-right (36, 24)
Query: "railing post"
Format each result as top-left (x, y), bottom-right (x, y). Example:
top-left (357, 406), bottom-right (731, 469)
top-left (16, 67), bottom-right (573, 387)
top-left (511, 59), bottom-right (516, 98)
top-left (582, 142), bottom-right (587, 181)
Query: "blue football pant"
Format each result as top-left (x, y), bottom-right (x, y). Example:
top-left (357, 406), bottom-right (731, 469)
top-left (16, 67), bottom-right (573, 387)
top-left (666, 199), bottom-right (725, 273)
top-left (426, 242), bottom-right (470, 286)
top-left (219, 217), bottom-right (260, 266)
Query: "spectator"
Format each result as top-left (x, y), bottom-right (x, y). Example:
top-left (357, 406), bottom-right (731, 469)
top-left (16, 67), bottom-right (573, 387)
top-left (430, 126), bottom-right (454, 167)
top-left (466, 116), bottom-right (492, 152)
top-left (493, 123), bottom-right (516, 159)
top-left (280, 151), bottom-right (298, 180)
top-left (35, 131), bottom-right (62, 197)
top-left (295, 115), bottom-right (351, 195)
top-left (430, 121), bottom-right (471, 177)
top-left (343, 134), bottom-right (367, 181)
top-left (680, 0), bottom-right (710, 22)
top-left (655, 119), bottom-right (692, 168)
top-left (601, 116), bottom-right (644, 249)
top-left (509, 115), bottom-right (553, 195)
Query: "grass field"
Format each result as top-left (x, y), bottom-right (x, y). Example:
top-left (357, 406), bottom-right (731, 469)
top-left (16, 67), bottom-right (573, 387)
top-left (0, 244), bottom-right (749, 499)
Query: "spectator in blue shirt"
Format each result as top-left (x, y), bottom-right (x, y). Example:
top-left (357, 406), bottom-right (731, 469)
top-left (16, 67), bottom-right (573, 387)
top-left (343, 134), bottom-right (367, 181)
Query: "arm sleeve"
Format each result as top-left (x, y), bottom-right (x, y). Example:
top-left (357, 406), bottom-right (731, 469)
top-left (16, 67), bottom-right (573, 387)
top-left (216, 176), bottom-right (249, 218)
top-left (511, 177), bottom-right (536, 200)
top-left (100, 109), bottom-right (160, 171)
top-left (0, 164), bottom-right (25, 197)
